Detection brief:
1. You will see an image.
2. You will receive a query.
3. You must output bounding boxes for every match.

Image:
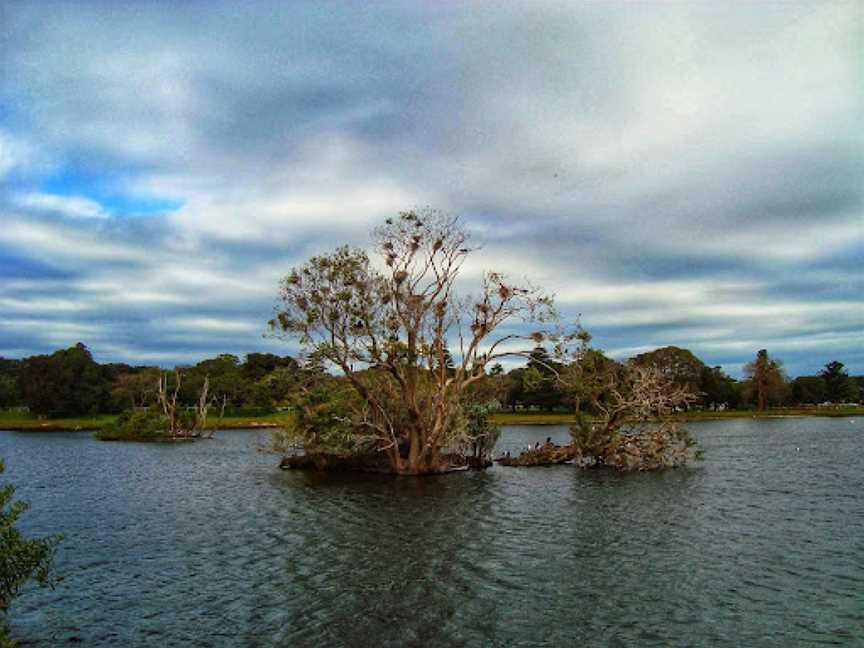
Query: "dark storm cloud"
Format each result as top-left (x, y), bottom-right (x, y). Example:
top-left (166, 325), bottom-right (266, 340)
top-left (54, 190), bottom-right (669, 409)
top-left (0, 1), bottom-right (861, 376)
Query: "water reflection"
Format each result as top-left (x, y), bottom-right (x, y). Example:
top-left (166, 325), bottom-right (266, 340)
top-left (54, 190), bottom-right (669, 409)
top-left (274, 471), bottom-right (499, 646)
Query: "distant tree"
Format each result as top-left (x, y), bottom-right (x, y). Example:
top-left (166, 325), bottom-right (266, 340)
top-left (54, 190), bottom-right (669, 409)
top-left (242, 353), bottom-right (298, 383)
top-left (0, 360), bottom-right (22, 408)
top-left (432, 346), bottom-right (455, 372)
top-left (820, 361), bottom-right (854, 403)
top-left (110, 368), bottom-right (161, 410)
top-left (699, 365), bottom-right (741, 409)
top-left (464, 369), bottom-right (509, 407)
top-left (632, 346), bottom-right (705, 394)
top-left (18, 343), bottom-right (110, 417)
top-left (182, 355), bottom-right (247, 413)
top-left (521, 346), bottom-right (565, 410)
top-left (488, 363), bottom-right (504, 377)
top-left (852, 376), bottom-right (864, 403)
top-left (743, 350), bottom-right (787, 411)
top-left (1, 458), bottom-right (61, 640)
top-left (503, 367), bottom-right (527, 411)
top-left (791, 376), bottom-right (826, 405)
top-left (0, 376), bottom-right (17, 410)
top-left (253, 365), bottom-right (304, 408)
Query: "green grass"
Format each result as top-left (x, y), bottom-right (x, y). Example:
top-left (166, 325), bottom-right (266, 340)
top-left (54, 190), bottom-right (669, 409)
top-left (203, 413), bottom-right (293, 429)
top-left (684, 406), bottom-right (864, 420)
top-left (0, 411), bottom-right (119, 431)
top-left (0, 410), bottom-right (293, 432)
top-left (493, 406), bottom-right (864, 426)
top-left (2, 406), bottom-right (861, 433)
top-left (492, 412), bottom-right (577, 425)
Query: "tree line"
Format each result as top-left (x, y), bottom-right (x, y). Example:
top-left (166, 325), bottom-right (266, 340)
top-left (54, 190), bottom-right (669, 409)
top-left (0, 342), bottom-right (859, 419)
top-left (0, 343), bottom-right (302, 417)
top-left (491, 345), bottom-right (860, 412)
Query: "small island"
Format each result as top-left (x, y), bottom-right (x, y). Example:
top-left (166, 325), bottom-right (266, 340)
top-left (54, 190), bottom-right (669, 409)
top-left (266, 210), bottom-right (703, 474)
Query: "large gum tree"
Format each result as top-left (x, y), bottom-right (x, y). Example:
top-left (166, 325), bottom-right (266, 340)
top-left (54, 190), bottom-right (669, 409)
top-left (270, 209), bottom-right (559, 474)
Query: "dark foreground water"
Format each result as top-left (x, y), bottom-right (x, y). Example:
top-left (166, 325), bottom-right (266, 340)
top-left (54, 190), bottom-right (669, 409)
top-left (2, 418), bottom-right (863, 647)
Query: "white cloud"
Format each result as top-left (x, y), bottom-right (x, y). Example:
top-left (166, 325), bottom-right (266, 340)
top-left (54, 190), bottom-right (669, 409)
top-left (0, 1), bottom-right (860, 375)
top-left (12, 192), bottom-right (107, 219)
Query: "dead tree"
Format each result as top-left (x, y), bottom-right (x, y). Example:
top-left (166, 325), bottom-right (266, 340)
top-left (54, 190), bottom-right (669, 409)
top-left (156, 371), bottom-right (213, 438)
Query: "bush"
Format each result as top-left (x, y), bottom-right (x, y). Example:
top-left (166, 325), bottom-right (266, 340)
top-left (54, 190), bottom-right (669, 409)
top-left (95, 410), bottom-right (169, 441)
top-left (1, 459), bottom-right (61, 643)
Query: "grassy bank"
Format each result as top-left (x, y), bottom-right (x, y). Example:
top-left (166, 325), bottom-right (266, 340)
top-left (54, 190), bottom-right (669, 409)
top-left (492, 412), bottom-right (577, 425)
top-left (2, 407), bottom-right (862, 433)
top-left (683, 406), bottom-right (864, 420)
top-left (0, 411), bottom-right (291, 432)
top-left (0, 411), bottom-right (118, 431)
top-left (493, 407), bottom-right (864, 426)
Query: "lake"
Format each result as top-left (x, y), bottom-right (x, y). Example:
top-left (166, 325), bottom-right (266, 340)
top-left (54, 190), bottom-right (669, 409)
top-left (2, 418), bottom-right (862, 646)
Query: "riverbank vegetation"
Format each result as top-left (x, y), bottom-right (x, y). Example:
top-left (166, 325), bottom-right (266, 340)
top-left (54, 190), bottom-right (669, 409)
top-left (1, 346), bottom-right (859, 426)
top-left (0, 459), bottom-right (61, 646)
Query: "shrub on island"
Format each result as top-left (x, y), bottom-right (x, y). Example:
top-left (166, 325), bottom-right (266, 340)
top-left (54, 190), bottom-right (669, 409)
top-left (95, 410), bottom-right (170, 441)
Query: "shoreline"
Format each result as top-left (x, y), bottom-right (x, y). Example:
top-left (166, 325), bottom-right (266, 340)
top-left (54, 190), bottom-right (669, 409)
top-left (492, 408), bottom-right (863, 425)
top-left (1, 407), bottom-right (861, 433)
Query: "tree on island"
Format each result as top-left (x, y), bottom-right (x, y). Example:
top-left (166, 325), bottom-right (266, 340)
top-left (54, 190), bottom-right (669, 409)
top-left (96, 369), bottom-right (215, 441)
top-left (270, 209), bottom-right (560, 474)
top-left (567, 357), bottom-right (700, 470)
top-left (500, 333), bottom-right (702, 471)
top-left (568, 332), bottom-right (701, 472)
top-left (743, 349), bottom-right (787, 411)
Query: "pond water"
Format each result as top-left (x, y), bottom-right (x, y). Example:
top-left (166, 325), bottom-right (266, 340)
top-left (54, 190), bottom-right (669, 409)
top-left (1, 418), bottom-right (862, 647)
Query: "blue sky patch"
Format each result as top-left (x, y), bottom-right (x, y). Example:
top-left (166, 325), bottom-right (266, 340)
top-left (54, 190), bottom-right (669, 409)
top-left (36, 167), bottom-right (183, 216)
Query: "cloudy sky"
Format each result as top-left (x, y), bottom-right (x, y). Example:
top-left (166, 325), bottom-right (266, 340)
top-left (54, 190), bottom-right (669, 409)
top-left (1, 1), bottom-right (861, 377)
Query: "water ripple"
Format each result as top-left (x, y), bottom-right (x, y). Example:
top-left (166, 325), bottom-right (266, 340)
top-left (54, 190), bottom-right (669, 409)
top-left (1, 418), bottom-right (862, 646)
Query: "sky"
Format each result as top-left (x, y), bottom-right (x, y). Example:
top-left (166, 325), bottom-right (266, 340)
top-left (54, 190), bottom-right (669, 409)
top-left (0, 1), bottom-right (861, 378)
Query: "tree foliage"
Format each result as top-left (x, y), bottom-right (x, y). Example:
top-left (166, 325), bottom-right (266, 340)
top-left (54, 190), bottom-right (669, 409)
top-left (0, 458), bottom-right (61, 641)
top-left (18, 344), bottom-right (109, 417)
top-left (743, 349), bottom-right (787, 411)
top-left (820, 361), bottom-right (854, 403)
top-left (791, 375), bottom-right (826, 405)
top-left (632, 346), bottom-right (704, 392)
top-left (462, 400), bottom-right (502, 467)
top-left (95, 410), bottom-right (170, 441)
